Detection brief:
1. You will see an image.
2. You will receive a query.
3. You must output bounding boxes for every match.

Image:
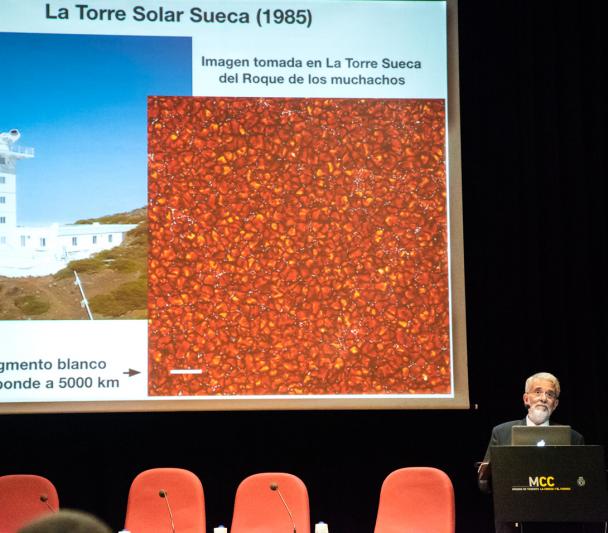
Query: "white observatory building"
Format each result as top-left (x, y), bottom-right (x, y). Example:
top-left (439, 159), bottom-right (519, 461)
top-left (0, 129), bottom-right (137, 277)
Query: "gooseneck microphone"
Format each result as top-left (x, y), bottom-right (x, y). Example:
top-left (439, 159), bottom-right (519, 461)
top-left (159, 489), bottom-right (176, 533)
top-left (40, 494), bottom-right (56, 513)
top-left (270, 483), bottom-right (296, 533)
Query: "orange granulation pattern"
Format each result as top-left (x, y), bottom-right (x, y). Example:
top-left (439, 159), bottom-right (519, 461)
top-left (148, 97), bottom-right (451, 396)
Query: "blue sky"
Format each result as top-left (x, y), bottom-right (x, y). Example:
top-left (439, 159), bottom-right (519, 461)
top-left (0, 32), bottom-right (191, 225)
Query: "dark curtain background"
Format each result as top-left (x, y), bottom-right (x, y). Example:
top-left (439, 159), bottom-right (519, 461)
top-left (2, 2), bottom-right (606, 532)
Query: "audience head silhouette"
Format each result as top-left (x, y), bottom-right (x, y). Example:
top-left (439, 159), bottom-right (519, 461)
top-left (18, 509), bottom-right (112, 533)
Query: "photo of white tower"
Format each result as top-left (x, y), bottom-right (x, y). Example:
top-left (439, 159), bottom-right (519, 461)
top-left (0, 129), bottom-right (137, 277)
top-left (0, 129), bottom-right (33, 249)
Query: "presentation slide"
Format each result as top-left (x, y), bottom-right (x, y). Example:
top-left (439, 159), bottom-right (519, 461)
top-left (0, 0), bottom-right (467, 412)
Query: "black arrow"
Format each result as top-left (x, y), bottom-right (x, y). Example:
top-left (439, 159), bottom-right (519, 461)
top-left (123, 369), bottom-right (141, 377)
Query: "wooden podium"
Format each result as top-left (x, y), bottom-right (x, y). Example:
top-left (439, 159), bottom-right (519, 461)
top-left (491, 445), bottom-right (608, 527)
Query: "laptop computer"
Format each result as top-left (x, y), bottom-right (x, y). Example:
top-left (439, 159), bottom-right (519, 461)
top-left (511, 425), bottom-right (572, 446)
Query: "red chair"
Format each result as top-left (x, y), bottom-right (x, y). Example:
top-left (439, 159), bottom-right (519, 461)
top-left (124, 468), bottom-right (205, 533)
top-left (374, 467), bottom-right (455, 533)
top-left (0, 474), bottom-right (59, 533)
top-left (230, 472), bottom-right (310, 533)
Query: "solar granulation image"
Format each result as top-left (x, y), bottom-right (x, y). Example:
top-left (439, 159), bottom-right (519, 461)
top-left (148, 97), bottom-right (450, 396)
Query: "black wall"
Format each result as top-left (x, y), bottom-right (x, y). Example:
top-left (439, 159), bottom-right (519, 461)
top-left (2, 2), bottom-right (607, 532)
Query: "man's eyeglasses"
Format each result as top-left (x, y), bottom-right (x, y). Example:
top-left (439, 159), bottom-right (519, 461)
top-left (528, 388), bottom-right (558, 400)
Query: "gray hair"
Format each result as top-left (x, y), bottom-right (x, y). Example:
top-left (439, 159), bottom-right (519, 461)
top-left (525, 372), bottom-right (560, 398)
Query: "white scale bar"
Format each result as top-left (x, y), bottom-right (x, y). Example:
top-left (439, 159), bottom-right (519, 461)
top-left (169, 369), bottom-right (203, 375)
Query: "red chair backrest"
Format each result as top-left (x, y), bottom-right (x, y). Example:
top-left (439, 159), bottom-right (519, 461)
top-left (374, 467), bottom-right (455, 533)
top-left (124, 468), bottom-right (205, 533)
top-left (0, 474), bottom-right (59, 533)
top-left (231, 472), bottom-right (310, 533)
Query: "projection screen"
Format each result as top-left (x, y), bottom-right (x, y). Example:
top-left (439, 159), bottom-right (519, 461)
top-left (0, 0), bottom-right (467, 413)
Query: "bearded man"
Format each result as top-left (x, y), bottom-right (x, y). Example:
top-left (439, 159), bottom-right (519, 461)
top-left (483, 371), bottom-right (585, 533)
top-left (484, 371), bottom-right (584, 463)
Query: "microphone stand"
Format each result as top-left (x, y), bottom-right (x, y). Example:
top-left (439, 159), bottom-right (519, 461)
top-left (270, 483), bottom-right (296, 533)
top-left (159, 489), bottom-right (176, 533)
